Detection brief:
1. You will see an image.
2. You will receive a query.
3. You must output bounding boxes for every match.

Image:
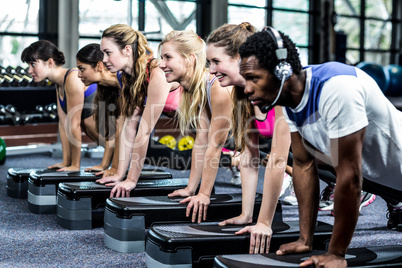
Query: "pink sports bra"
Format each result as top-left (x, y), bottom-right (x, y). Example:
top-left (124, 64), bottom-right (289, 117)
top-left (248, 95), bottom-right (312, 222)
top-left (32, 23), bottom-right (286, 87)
top-left (141, 58), bottom-right (182, 113)
top-left (163, 86), bottom-right (182, 113)
top-left (254, 108), bottom-right (275, 138)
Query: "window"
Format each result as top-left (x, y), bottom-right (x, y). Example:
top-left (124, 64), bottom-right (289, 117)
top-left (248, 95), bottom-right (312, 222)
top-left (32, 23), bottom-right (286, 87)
top-left (78, 0), bottom-right (196, 56)
top-left (0, 0), bottom-right (40, 67)
top-left (228, 1), bottom-right (266, 30)
top-left (144, 0), bottom-right (197, 54)
top-left (228, 0), bottom-right (310, 66)
top-left (334, 0), bottom-right (395, 65)
top-left (78, 0), bottom-right (135, 49)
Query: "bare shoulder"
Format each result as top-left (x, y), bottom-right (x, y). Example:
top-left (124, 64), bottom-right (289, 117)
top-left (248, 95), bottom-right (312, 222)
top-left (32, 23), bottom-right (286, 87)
top-left (64, 68), bottom-right (85, 94)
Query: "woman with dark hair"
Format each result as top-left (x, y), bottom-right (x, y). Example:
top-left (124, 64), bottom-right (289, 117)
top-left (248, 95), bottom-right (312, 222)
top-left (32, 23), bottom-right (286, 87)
top-left (21, 40), bottom-right (111, 171)
top-left (76, 43), bottom-right (122, 176)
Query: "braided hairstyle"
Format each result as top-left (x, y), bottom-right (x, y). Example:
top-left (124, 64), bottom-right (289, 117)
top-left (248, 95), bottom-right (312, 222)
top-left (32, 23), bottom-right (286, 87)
top-left (102, 24), bottom-right (154, 117)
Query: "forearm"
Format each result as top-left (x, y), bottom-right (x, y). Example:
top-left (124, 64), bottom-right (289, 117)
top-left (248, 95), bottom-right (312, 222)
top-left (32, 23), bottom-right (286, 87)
top-left (111, 116), bottom-right (123, 170)
top-left (293, 163), bottom-right (320, 246)
top-left (186, 143), bottom-right (208, 193)
top-left (58, 122), bottom-right (71, 165)
top-left (70, 126), bottom-right (82, 168)
top-left (99, 139), bottom-right (114, 169)
top-left (198, 146), bottom-right (222, 197)
top-left (115, 119), bottom-right (137, 178)
top-left (257, 159), bottom-right (287, 227)
top-left (125, 134), bottom-right (150, 184)
top-left (239, 152), bottom-right (259, 219)
top-left (328, 174), bottom-right (361, 256)
top-left (110, 138), bottom-right (120, 170)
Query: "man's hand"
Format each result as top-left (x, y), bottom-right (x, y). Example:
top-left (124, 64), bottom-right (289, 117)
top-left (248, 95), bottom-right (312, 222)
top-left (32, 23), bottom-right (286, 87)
top-left (300, 253), bottom-right (347, 268)
top-left (276, 240), bottom-right (311, 256)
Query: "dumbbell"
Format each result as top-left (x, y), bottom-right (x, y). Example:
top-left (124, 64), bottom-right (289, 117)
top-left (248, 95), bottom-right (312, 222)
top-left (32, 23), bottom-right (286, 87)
top-left (0, 105), bottom-right (7, 125)
top-left (44, 103), bottom-right (57, 121)
top-left (4, 104), bottom-right (21, 125)
top-left (44, 103), bottom-right (57, 114)
top-left (22, 106), bottom-right (44, 124)
top-left (38, 104), bottom-right (57, 122)
top-left (0, 105), bottom-right (6, 115)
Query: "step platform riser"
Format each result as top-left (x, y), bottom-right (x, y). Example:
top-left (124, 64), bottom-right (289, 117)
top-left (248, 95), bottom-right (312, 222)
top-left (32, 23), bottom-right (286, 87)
top-left (27, 169), bottom-right (172, 214)
top-left (145, 220), bottom-right (332, 268)
top-left (213, 245), bottom-right (402, 268)
top-left (103, 194), bottom-right (278, 253)
top-left (56, 179), bottom-right (189, 230)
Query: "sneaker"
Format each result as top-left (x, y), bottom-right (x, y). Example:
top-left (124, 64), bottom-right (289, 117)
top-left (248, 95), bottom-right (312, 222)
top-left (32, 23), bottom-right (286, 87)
top-left (229, 166), bottom-right (241, 186)
top-left (319, 184), bottom-right (335, 211)
top-left (359, 191), bottom-right (376, 211)
top-left (331, 191), bottom-right (376, 216)
top-left (282, 181), bottom-right (298, 206)
top-left (280, 173), bottom-right (292, 198)
top-left (387, 202), bottom-right (402, 230)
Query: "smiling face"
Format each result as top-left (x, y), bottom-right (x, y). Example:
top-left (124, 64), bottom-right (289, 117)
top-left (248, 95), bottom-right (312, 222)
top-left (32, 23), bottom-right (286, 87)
top-left (159, 41), bottom-right (189, 84)
top-left (27, 59), bottom-right (50, 82)
top-left (76, 60), bottom-right (101, 86)
top-left (100, 37), bottom-right (129, 73)
top-left (206, 44), bottom-right (245, 88)
top-left (240, 55), bottom-right (280, 111)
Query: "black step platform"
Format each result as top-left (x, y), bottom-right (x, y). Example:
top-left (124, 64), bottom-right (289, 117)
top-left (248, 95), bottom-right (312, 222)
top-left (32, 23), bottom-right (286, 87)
top-left (27, 168), bottom-right (172, 214)
top-left (56, 177), bottom-right (190, 230)
top-left (6, 167), bottom-right (55, 198)
top-left (145, 220), bottom-right (332, 268)
top-left (213, 245), bottom-right (402, 268)
top-left (6, 166), bottom-right (112, 199)
top-left (104, 193), bottom-right (270, 253)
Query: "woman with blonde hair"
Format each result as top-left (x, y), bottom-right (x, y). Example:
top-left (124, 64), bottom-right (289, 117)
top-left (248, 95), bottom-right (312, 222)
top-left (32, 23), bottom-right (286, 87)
top-left (205, 22), bottom-right (293, 254)
top-left (159, 30), bottom-right (233, 223)
top-left (96, 24), bottom-right (182, 195)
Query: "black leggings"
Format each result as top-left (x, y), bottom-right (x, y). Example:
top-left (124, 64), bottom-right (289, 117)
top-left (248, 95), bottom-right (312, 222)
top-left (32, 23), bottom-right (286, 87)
top-left (317, 163), bottom-right (402, 203)
top-left (259, 137), bottom-right (337, 186)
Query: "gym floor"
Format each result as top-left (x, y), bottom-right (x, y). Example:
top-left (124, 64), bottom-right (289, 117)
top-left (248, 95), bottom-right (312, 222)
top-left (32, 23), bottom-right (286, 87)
top-left (1, 152), bottom-right (401, 267)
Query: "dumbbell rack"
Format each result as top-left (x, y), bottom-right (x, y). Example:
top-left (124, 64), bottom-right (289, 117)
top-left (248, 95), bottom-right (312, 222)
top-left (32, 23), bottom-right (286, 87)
top-left (0, 86), bottom-right (56, 115)
top-left (0, 85), bottom-right (60, 156)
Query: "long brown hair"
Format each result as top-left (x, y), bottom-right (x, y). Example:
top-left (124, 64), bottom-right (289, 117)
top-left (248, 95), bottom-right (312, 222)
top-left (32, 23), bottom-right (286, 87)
top-left (207, 22), bottom-right (256, 151)
top-left (102, 24), bottom-right (154, 117)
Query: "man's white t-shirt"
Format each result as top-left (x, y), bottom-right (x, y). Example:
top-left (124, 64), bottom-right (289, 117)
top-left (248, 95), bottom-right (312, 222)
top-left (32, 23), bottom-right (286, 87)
top-left (284, 62), bottom-right (402, 190)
